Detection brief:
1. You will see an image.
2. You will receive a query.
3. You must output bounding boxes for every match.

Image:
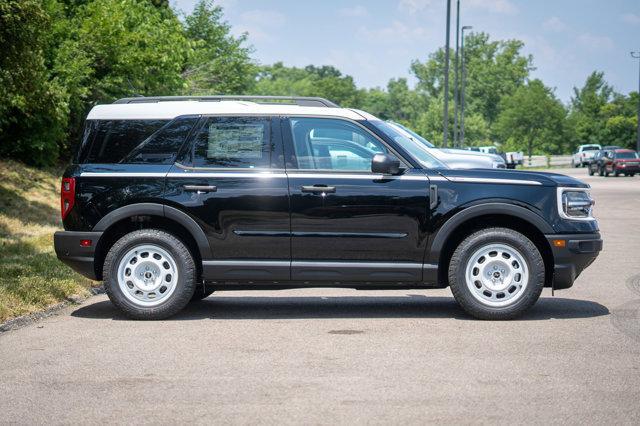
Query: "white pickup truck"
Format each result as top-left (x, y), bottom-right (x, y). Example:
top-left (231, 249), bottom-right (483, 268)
top-left (572, 144), bottom-right (602, 167)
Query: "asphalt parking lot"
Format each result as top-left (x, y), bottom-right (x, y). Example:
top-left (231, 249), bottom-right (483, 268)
top-left (1, 168), bottom-right (639, 424)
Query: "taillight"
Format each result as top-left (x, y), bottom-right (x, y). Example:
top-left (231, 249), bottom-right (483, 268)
top-left (61, 177), bottom-right (76, 220)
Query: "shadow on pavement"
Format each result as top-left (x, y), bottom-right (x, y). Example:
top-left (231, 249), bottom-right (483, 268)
top-left (71, 295), bottom-right (609, 322)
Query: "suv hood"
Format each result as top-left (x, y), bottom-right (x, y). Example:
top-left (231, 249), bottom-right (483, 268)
top-left (436, 168), bottom-right (589, 188)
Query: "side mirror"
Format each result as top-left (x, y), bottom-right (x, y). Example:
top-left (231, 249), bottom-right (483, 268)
top-left (371, 153), bottom-right (401, 175)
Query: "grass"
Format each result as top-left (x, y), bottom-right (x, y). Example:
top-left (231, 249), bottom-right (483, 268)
top-left (0, 160), bottom-right (95, 323)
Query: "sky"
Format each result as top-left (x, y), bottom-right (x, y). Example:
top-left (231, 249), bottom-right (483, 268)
top-left (172, 0), bottom-right (640, 102)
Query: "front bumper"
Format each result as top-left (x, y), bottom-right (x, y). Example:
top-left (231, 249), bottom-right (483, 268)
top-left (615, 164), bottom-right (640, 173)
top-left (545, 233), bottom-right (602, 290)
top-left (54, 231), bottom-right (103, 280)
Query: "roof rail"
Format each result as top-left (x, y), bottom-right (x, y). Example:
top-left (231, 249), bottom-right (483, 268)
top-left (113, 95), bottom-right (340, 108)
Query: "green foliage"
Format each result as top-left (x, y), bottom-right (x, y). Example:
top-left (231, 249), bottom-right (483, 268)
top-left (183, 0), bottom-right (255, 95)
top-left (495, 80), bottom-right (567, 158)
top-left (252, 63), bottom-right (362, 107)
top-left (1, 2), bottom-right (637, 165)
top-left (0, 0), bottom-right (68, 166)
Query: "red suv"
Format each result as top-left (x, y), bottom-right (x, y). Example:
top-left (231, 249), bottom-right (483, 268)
top-left (603, 149), bottom-right (640, 177)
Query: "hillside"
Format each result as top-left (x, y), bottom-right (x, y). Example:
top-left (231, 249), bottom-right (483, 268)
top-left (0, 160), bottom-right (94, 322)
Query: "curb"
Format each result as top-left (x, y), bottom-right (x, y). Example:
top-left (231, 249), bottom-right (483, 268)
top-left (0, 286), bottom-right (104, 333)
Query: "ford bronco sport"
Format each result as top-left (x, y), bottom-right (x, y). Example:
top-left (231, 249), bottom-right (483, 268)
top-left (54, 96), bottom-right (602, 320)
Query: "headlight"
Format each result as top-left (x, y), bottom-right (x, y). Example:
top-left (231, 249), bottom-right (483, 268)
top-left (557, 188), bottom-right (594, 220)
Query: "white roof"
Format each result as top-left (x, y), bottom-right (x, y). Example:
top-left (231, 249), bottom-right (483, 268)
top-left (86, 101), bottom-right (378, 121)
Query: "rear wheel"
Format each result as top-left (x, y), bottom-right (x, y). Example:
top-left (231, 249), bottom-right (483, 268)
top-left (448, 227), bottom-right (545, 320)
top-left (598, 166), bottom-right (605, 176)
top-left (588, 165), bottom-right (594, 176)
top-left (104, 229), bottom-right (196, 320)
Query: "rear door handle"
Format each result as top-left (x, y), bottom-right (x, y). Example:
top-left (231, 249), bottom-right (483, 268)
top-left (183, 185), bottom-right (217, 194)
top-left (301, 185), bottom-right (336, 194)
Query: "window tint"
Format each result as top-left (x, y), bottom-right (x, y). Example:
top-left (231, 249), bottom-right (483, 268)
top-left (80, 120), bottom-right (168, 163)
top-left (191, 117), bottom-right (271, 168)
top-left (289, 118), bottom-right (387, 171)
top-left (125, 117), bottom-right (198, 164)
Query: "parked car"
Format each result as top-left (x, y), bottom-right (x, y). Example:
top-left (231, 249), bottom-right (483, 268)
top-left (387, 122), bottom-right (507, 169)
top-left (572, 144), bottom-right (602, 167)
top-left (602, 149), bottom-right (640, 177)
top-left (54, 95), bottom-right (602, 321)
top-left (464, 146), bottom-right (523, 169)
top-left (587, 149), bottom-right (612, 176)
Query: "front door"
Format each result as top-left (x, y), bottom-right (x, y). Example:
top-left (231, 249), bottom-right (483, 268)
top-left (164, 115), bottom-right (290, 282)
top-left (282, 117), bottom-right (431, 284)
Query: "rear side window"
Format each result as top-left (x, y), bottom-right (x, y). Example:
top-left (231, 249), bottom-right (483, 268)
top-left (125, 117), bottom-right (198, 164)
top-left (79, 120), bottom-right (168, 163)
top-left (190, 117), bottom-right (272, 168)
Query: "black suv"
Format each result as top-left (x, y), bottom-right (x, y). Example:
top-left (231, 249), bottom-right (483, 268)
top-left (54, 96), bottom-right (602, 320)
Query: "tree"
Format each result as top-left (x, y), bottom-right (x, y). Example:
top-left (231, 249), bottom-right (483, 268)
top-left (0, 0), bottom-right (67, 166)
top-left (566, 71), bottom-right (613, 150)
top-left (252, 63), bottom-right (362, 107)
top-left (183, 0), bottom-right (255, 95)
top-left (411, 32), bottom-right (534, 125)
top-left (495, 80), bottom-right (566, 160)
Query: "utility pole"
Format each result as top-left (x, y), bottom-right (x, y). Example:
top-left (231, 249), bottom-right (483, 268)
top-left (632, 51), bottom-right (640, 153)
top-left (443, 0), bottom-right (452, 147)
top-left (460, 25), bottom-right (472, 146)
top-left (453, 0), bottom-right (460, 147)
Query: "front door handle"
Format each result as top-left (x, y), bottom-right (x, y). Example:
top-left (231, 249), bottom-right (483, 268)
top-left (183, 185), bottom-right (217, 194)
top-left (301, 185), bottom-right (336, 194)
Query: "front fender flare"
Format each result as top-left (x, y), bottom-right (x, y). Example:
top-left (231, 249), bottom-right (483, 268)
top-left (426, 202), bottom-right (554, 265)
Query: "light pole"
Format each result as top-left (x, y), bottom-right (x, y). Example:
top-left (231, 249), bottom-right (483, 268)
top-left (453, 0), bottom-right (460, 147)
top-left (443, 0), bottom-right (452, 148)
top-left (632, 51), bottom-right (640, 153)
top-left (460, 25), bottom-right (472, 146)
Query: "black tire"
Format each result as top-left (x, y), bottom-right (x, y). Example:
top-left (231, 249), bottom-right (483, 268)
top-left (598, 166), bottom-right (604, 177)
top-left (588, 166), bottom-right (594, 176)
top-left (631, 173), bottom-right (636, 177)
top-left (190, 285), bottom-right (215, 302)
top-left (614, 170), bottom-right (620, 177)
top-left (103, 229), bottom-right (196, 320)
top-left (605, 170), bottom-right (610, 177)
top-left (448, 227), bottom-right (545, 320)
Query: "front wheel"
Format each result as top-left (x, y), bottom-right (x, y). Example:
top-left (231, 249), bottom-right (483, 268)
top-left (103, 229), bottom-right (196, 320)
top-left (448, 228), bottom-right (545, 320)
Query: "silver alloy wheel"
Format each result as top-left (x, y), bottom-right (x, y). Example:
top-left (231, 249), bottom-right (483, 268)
top-left (464, 243), bottom-right (529, 307)
top-left (116, 244), bottom-right (179, 307)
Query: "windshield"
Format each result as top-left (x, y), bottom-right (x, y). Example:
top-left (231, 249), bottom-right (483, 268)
top-left (373, 121), bottom-right (448, 169)
top-left (388, 121), bottom-right (435, 148)
top-left (616, 151), bottom-right (639, 159)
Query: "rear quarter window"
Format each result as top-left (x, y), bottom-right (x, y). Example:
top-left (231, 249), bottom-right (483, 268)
top-left (78, 119), bottom-right (169, 164)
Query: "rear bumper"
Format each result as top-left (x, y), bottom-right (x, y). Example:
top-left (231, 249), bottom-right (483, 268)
top-left (545, 233), bottom-right (602, 290)
top-left (54, 231), bottom-right (103, 280)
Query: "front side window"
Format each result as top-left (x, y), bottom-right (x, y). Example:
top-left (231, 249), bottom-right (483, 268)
top-left (191, 117), bottom-right (272, 168)
top-left (289, 118), bottom-right (388, 171)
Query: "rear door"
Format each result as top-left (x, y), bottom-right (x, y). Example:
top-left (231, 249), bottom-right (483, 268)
top-left (164, 115), bottom-right (291, 282)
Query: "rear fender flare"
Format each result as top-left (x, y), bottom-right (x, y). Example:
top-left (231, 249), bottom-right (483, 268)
top-left (93, 203), bottom-right (212, 259)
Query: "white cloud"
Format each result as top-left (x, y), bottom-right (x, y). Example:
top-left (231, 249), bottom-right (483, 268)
top-left (466, 0), bottom-right (517, 15)
top-left (235, 10), bottom-right (286, 43)
top-left (577, 33), bottom-right (614, 50)
top-left (621, 13), bottom-right (640, 25)
top-left (542, 16), bottom-right (567, 32)
top-left (339, 5), bottom-right (369, 18)
top-left (358, 20), bottom-right (428, 43)
top-left (398, 0), bottom-right (433, 14)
